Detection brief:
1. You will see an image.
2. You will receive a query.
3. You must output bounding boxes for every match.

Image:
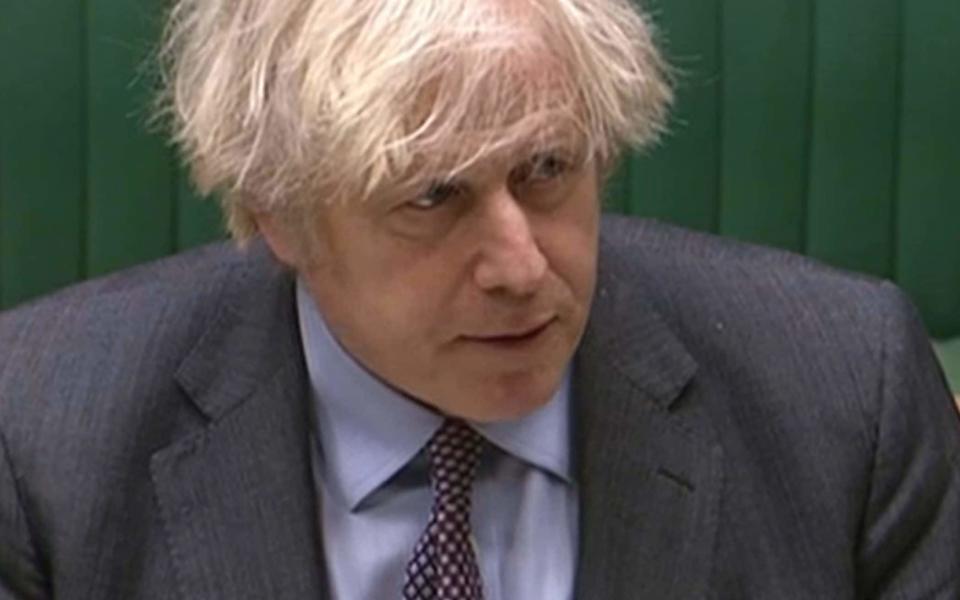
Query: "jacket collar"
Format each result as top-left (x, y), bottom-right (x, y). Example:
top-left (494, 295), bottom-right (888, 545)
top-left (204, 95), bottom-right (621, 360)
top-left (573, 236), bottom-right (723, 599)
top-left (151, 240), bottom-right (325, 599)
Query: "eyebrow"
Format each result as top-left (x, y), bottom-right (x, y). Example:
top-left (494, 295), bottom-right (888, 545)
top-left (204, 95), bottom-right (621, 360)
top-left (379, 137), bottom-right (585, 197)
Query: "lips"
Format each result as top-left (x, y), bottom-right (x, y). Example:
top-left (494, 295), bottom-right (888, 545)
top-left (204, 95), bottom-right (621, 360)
top-left (466, 317), bottom-right (556, 345)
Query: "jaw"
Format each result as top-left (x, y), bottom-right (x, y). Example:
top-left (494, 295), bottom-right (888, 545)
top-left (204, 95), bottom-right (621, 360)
top-left (413, 353), bottom-right (567, 423)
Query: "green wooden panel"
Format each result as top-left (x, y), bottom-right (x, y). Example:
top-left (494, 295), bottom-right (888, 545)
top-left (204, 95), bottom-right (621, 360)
top-left (0, 2), bottom-right (85, 307)
top-left (85, 0), bottom-right (175, 276)
top-left (896, 0), bottom-right (960, 339)
top-left (805, 0), bottom-right (899, 279)
top-left (624, 0), bottom-right (721, 233)
top-left (719, 0), bottom-right (813, 252)
top-left (2, 0), bottom-right (959, 339)
top-left (176, 168), bottom-right (224, 249)
top-left (934, 337), bottom-right (960, 393)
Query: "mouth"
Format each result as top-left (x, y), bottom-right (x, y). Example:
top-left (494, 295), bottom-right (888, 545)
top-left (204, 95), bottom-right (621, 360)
top-left (465, 317), bottom-right (556, 349)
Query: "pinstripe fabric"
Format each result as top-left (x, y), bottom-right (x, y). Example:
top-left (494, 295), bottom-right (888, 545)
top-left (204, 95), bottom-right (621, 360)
top-left (0, 216), bottom-right (958, 599)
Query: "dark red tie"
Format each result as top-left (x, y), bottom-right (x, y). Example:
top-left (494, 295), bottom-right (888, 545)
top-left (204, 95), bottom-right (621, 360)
top-left (402, 419), bottom-right (486, 599)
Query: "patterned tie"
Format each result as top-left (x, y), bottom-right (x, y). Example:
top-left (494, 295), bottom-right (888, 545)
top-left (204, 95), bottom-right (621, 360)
top-left (402, 419), bottom-right (486, 599)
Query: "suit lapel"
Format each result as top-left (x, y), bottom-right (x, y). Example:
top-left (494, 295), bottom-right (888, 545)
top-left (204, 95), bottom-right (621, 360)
top-left (573, 251), bottom-right (723, 599)
top-left (150, 245), bottom-right (325, 599)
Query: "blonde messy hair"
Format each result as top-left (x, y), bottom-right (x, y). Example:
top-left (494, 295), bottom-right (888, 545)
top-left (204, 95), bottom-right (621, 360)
top-left (157, 0), bottom-right (672, 241)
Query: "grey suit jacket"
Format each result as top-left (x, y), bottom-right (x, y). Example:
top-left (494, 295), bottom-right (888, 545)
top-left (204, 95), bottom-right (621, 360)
top-left (1, 216), bottom-right (958, 599)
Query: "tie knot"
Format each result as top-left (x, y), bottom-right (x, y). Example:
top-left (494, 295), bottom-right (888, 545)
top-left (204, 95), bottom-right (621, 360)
top-left (426, 419), bottom-right (485, 500)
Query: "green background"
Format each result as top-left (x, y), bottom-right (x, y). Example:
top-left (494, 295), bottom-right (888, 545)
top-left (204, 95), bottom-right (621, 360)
top-left (1, 2), bottom-right (959, 364)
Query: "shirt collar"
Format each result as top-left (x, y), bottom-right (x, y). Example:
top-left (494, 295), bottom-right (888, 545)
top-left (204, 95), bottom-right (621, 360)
top-left (296, 279), bottom-right (573, 512)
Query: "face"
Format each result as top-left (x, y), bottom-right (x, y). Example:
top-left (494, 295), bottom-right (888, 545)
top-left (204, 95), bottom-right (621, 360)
top-left (263, 150), bottom-right (600, 422)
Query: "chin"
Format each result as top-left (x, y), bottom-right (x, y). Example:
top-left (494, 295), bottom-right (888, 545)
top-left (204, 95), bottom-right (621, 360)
top-left (461, 369), bottom-right (561, 423)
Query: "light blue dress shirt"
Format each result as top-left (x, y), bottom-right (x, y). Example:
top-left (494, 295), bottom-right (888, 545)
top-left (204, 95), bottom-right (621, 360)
top-left (296, 280), bottom-right (578, 600)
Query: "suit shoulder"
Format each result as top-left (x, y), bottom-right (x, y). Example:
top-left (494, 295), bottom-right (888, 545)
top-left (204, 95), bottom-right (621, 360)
top-left (0, 240), bottom-right (282, 418)
top-left (600, 214), bottom-right (867, 274)
top-left (2, 241), bottom-right (246, 318)
top-left (599, 215), bottom-right (890, 311)
top-left (597, 215), bottom-right (912, 353)
top-left (599, 216), bottom-right (946, 453)
top-left (0, 241), bottom-right (261, 346)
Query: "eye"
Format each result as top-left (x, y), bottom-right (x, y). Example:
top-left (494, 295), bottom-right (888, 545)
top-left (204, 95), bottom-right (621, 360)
top-left (511, 152), bottom-right (572, 186)
top-left (406, 180), bottom-right (462, 210)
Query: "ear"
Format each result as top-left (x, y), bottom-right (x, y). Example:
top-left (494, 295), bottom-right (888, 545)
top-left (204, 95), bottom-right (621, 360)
top-left (252, 212), bottom-right (301, 268)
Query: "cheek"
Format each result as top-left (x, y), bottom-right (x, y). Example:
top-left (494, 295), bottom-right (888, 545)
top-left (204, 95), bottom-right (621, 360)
top-left (539, 199), bottom-right (600, 303)
top-left (349, 256), bottom-right (462, 350)
top-left (311, 270), bottom-right (441, 386)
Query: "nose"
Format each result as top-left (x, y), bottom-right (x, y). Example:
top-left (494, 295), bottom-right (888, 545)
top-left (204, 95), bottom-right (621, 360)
top-left (472, 188), bottom-right (548, 296)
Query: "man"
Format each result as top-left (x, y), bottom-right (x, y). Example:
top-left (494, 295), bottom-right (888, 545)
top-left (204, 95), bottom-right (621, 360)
top-left (1, 0), bottom-right (958, 598)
